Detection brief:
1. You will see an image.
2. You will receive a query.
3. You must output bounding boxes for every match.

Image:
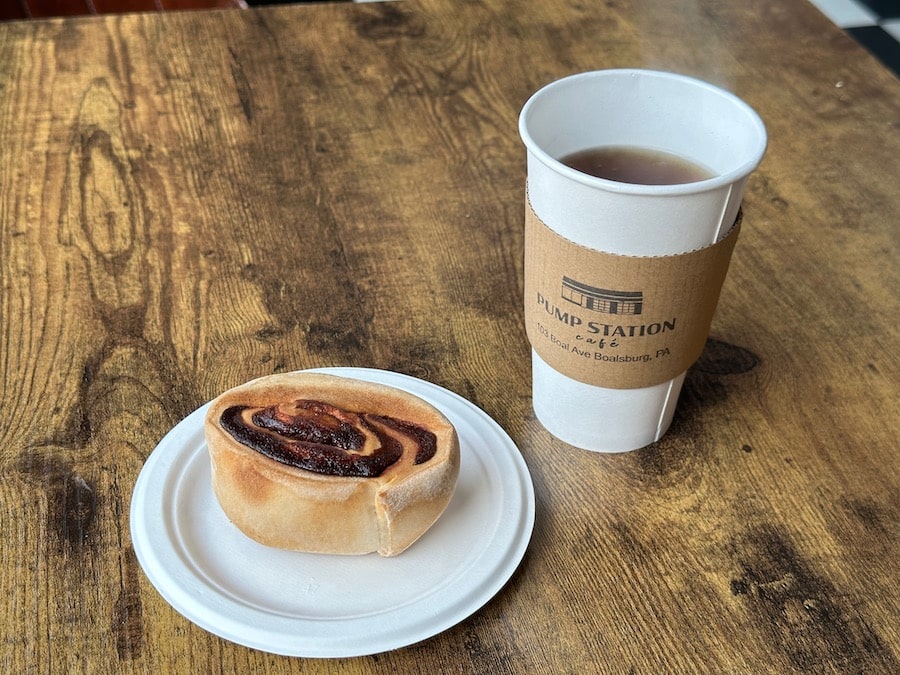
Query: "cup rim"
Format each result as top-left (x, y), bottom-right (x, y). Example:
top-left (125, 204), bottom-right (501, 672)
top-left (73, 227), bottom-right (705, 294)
top-left (518, 69), bottom-right (768, 196)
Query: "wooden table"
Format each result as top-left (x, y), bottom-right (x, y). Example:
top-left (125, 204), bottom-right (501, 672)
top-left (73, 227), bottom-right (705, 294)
top-left (1, 0), bottom-right (898, 672)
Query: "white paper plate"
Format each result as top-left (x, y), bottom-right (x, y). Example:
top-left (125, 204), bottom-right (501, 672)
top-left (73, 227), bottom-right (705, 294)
top-left (130, 367), bottom-right (535, 658)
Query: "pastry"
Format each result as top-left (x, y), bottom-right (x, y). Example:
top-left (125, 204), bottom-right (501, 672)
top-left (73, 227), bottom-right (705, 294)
top-left (204, 372), bottom-right (460, 556)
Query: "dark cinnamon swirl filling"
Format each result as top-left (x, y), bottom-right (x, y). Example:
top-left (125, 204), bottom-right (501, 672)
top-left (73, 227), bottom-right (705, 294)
top-left (219, 400), bottom-right (437, 477)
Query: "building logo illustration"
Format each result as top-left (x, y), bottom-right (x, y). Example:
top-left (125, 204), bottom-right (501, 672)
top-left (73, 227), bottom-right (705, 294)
top-left (561, 276), bottom-right (643, 316)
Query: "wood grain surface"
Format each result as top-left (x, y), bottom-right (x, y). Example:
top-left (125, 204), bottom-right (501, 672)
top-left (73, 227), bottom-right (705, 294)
top-left (0, 0), bottom-right (898, 672)
top-left (0, 0), bottom-right (244, 22)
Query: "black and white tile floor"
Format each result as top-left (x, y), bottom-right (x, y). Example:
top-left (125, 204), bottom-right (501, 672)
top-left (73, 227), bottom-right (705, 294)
top-left (808, 0), bottom-right (900, 76)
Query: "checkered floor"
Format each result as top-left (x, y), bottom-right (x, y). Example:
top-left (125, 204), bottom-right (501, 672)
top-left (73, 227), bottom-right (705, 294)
top-left (808, 0), bottom-right (900, 76)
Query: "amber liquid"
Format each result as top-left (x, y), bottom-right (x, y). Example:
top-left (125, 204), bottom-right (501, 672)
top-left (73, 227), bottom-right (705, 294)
top-left (559, 145), bottom-right (714, 185)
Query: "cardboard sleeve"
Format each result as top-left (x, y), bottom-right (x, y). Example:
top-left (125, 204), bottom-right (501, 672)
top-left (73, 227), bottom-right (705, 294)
top-left (524, 201), bottom-right (741, 389)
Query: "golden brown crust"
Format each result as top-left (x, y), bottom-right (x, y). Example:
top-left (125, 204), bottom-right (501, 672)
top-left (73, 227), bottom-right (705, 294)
top-left (204, 372), bottom-right (460, 556)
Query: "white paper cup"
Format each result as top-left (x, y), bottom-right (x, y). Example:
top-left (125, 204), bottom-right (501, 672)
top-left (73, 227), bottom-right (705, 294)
top-left (519, 69), bottom-right (766, 452)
